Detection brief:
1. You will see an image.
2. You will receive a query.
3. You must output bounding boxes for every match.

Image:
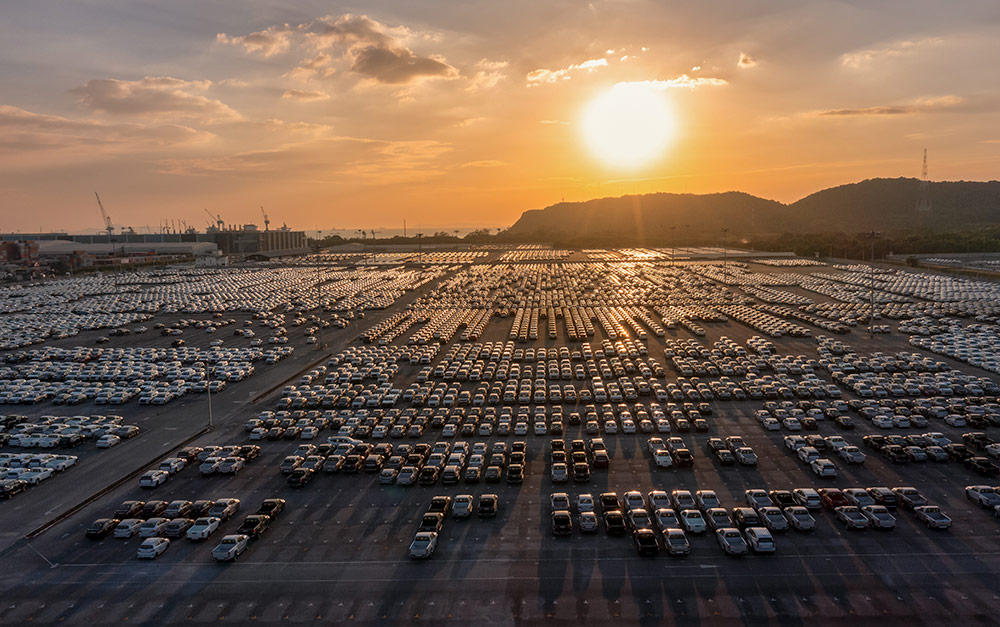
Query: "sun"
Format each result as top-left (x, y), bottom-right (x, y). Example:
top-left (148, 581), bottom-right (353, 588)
top-left (581, 83), bottom-right (676, 169)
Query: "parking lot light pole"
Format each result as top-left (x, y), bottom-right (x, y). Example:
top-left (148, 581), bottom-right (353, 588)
top-left (207, 374), bottom-right (214, 431)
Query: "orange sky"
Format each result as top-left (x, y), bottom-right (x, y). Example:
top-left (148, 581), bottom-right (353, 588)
top-left (1, 1), bottom-right (999, 234)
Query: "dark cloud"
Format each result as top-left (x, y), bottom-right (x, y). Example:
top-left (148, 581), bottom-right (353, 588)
top-left (350, 45), bottom-right (457, 84)
top-left (68, 77), bottom-right (242, 122)
top-left (0, 105), bottom-right (211, 154)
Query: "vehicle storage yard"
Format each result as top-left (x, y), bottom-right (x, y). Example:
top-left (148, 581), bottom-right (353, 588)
top-left (2, 250), bottom-right (1000, 625)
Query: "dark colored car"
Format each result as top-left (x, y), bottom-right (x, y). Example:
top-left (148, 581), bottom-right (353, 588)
top-left (85, 518), bottom-right (119, 539)
top-left (881, 445), bottom-right (908, 464)
top-left (256, 498), bottom-right (286, 519)
top-left (286, 468), bottom-right (314, 488)
top-left (604, 510), bottom-right (625, 536)
top-left (419, 513), bottom-right (444, 533)
top-left (768, 490), bottom-right (796, 508)
top-left (478, 494), bottom-right (498, 518)
top-left (237, 514), bottom-right (272, 538)
top-left (140, 500), bottom-right (169, 518)
top-left (600, 493), bottom-right (621, 513)
top-left (164, 518), bottom-right (195, 538)
top-left (506, 464), bottom-right (524, 484)
top-left (866, 487), bottom-right (898, 508)
top-left (572, 462), bottom-right (591, 482)
top-left (113, 500), bottom-right (145, 519)
top-left (966, 456), bottom-right (1000, 477)
top-left (190, 500), bottom-right (215, 517)
top-left (552, 511), bottom-right (573, 536)
top-left (732, 507), bottom-right (760, 529)
top-left (674, 449), bottom-right (694, 467)
top-left (418, 466), bottom-right (439, 485)
top-left (633, 529), bottom-right (659, 556)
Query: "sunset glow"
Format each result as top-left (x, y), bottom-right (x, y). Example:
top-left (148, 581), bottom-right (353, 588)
top-left (582, 83), bottom-right (675, 169)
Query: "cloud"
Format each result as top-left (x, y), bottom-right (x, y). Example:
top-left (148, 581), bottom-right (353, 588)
top-left (220, 14), bottom-right (457, 85)
top-left (841, 37), bottom-right (944, 69)
top-left (69, 76), bottom-right (242, 123)
top-left (737, 52), bottom-right (757, 68)
top-left (616, 75), bottom-right (728, 90)
top-left (539, 120), bottom-right (569, 125)
top-left (283, 53), bottom-right (336, 82)
top-left (813, 95), bottom-right (964, 117)
top-left (159, 135), bottom-right (452, 183)
top-left (282, 89), bottom-right (330, 102)
top-left (216, 25), bottom-right (292, 57)
top-left (350, 45), bottom-right (457, 84)
top-left (526, 58), bottom-right (608, 85)
top-left (466, 59), bottom-right (508, 91)
top-left (0, 105), bottom-right (212, 156)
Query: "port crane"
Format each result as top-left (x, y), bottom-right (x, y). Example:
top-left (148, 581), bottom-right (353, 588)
top-left (202, 208), bottom-right (224, 231)
top-left (94, 192), bottom-right (114, 239)
top-left (260, 207), bottom-right (270, 232)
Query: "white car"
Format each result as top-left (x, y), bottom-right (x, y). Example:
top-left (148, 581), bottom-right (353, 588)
top-left (550, 492), bottom-right (571, 511)
top-left (695, 490), bottom-right (721, 511)
top-left (139, 517), bottom-right (170, 538)
top-left (579, 511), bottom-right (599, 533)
top-left (861, 505), bottom-right (896, 529)
top-left (158, 458), bottom-right (186, 474)
top-left (810, 458), bottom-right (837, 478)
top-left (114, 518), bottom-right (144, 538)
top-left (408, 532), bottom-right (438, 559)
top-left (783, 506), bottom-right (816, 531)
top-left (186, 517), bottom-right (221, 540)
top-left (45, 455), bottom-right (78, 471)
top-left (654, 508), bottom-right (679, 532)
top-left (653, 450), bottom-right (673, 468)
top-left (679, 509), bottom-right (707, 533)
top-left (577, 494), bottom-right (595, 513)
top-left (96, 434), bottom-right (121, 448)
top-left (212, 534), bottom-right (249, 561)
top-left (966, 485), bottom-right (1000, 508)
top-left (825, 435), bottom-right (848, 450)
top-left (20, 467), bottom-right (54, 484)
top-left (139, 470), bottom-right (169, 488)
top-left (744, 527), bottom-right (776, 553)
top-left (137, 537), bottom-right (170, 559)
top-left (717, 527), bottom-right (749, 555)
top-left (838, 446), bottom-right (866, 465)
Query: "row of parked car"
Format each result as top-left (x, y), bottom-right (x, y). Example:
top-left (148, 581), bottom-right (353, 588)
top-left (547, 484), bottom-right (951, 556)
top-left (86, 497), bottom-right (285, 561)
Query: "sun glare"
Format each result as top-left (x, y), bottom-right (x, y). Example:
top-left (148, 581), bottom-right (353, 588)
top-left (582, 83), bottom-right (675, 170)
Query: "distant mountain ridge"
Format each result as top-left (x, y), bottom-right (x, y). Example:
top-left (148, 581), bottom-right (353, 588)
top-left (505, 178), bottom-right (1000, 244)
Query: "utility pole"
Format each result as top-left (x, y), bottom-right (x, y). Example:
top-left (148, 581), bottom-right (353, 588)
top-left (206, 373), bottom-right (215, 431)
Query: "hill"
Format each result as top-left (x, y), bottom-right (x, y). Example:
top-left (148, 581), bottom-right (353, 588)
top-left (504, 178), bottom-right (1000, 245)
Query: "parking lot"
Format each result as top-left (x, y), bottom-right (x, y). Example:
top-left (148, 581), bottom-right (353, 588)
top-left (2, 254), bottom-right (1000, 625)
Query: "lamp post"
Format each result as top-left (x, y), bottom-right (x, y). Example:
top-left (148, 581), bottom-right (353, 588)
top-left (206, 373), bottom-right (214, 431)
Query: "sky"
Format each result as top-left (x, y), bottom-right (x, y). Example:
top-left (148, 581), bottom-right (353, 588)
top-left (1, 0), bottom-right (999, 234)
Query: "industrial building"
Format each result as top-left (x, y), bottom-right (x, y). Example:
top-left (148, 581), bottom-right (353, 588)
top-left (0, 224), bottom-right (308, 257)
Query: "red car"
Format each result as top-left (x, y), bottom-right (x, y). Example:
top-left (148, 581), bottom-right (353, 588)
top-left (818, 488), bottom-right (850, 509)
